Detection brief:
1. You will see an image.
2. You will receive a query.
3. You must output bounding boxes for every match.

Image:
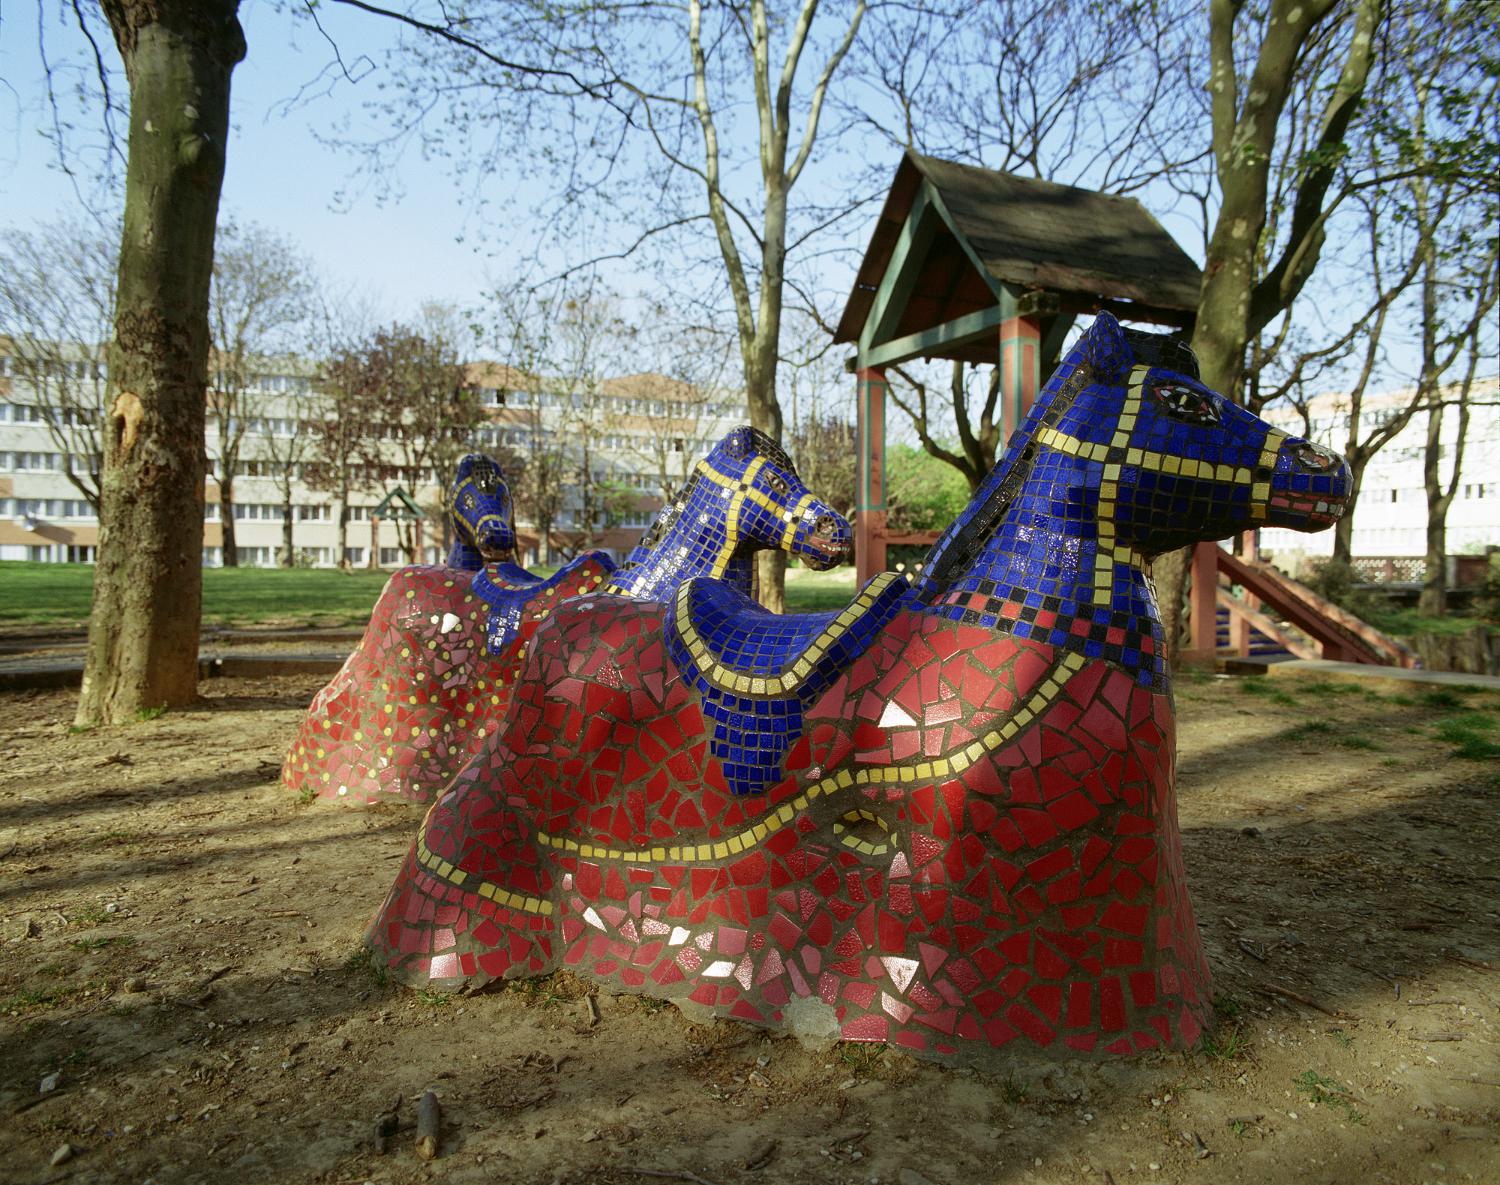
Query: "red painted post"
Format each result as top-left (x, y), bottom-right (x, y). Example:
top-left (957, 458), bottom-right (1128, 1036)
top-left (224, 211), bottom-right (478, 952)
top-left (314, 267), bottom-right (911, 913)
top-left (1184, 542), bottom-right (1219, 663)
top-left (855, 367), bottom-right (889, 586)
top-left (998, 315), bottom-right (1042, 443)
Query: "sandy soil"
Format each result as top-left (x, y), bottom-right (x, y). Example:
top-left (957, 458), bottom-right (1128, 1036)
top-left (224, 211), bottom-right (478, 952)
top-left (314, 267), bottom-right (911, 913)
top-left (1, 668), bottom-right (1496, 1185)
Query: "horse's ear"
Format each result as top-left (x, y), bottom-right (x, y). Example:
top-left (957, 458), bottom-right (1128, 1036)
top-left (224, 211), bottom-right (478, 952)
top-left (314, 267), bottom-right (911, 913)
top-left (1081, 312), bottom-right (1134, 383)
top-left (722, 427), bottom-right (752, 459)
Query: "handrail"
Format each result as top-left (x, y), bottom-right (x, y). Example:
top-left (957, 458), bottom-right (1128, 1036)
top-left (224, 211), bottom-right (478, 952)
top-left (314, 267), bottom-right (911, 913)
top-left (1214, 587), bottom-right (1320, 661)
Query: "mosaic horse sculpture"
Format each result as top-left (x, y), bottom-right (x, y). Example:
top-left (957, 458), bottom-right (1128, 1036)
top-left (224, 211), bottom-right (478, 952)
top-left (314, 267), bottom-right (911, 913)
top-left (367, 314), bottom-right (1350, 1065)
top-left (283, 429), bottom-right (852, 806)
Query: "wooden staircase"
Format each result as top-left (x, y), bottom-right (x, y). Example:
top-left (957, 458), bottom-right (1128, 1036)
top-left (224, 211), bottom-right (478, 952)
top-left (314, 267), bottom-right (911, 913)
top-left (1190, 543), bottom-right (1419, 669)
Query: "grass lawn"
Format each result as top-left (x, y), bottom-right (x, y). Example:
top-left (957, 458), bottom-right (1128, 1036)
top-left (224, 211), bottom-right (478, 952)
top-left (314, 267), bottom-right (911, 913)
top-left (1361, 602), bottom-right (1492, 638)
top-left (0, 561), bottom-right (395, 628)
top-left (0, 560), bottom-right (862, 628)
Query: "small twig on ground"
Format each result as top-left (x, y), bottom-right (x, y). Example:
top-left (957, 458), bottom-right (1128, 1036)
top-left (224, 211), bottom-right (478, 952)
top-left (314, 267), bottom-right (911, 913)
top-left (1249, 983), bottom-right (1343, 1018)
top-left (1444, 951), bottom-right (1495, 973)
top-left (416, 1090), bottom-right (441, 1160)
top-left (1406, 998), bottom-right (1462, 1006)
top-left (631, 1171), bottom-right (721, 1185)
top-left (1236, 938), bottom-right (1268, 963)
top-left (1410, 1031), bottom-right (1465, 1042)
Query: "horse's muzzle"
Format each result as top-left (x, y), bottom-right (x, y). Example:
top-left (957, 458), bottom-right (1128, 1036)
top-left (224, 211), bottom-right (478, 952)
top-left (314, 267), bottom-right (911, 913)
top-left (1265, 437), bottom-right (1352, 531)
top-left (803, 513), bottom-right (852, 567)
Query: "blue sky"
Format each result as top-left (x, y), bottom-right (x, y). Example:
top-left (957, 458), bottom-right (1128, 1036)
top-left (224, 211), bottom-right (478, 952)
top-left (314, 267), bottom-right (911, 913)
top-left (1, 0), bottom-right (519, 316)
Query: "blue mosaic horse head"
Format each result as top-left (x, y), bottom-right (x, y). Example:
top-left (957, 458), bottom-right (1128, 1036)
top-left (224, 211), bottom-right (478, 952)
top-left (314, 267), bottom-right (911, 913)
top-left (447, 454), bottom-right (518, 569)
top-left (472, 426), bottom-right (851, 655)
top-left (605, 426), bottom-right (851, 600)
top-left (911, 311), bottom-right (1350, 687)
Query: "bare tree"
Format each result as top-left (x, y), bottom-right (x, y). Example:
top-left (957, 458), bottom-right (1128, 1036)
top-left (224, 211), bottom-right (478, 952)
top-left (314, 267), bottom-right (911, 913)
top-left (76, 1), bottom-right (246, 726)
top-left (781, 309), bottom-right (855, 517)
top-left (208, 220), bottom-right (317, 566)
top-left (0, 218), bottom-right (117, 511)
top-left (845, 0), bottom-right (1203, 193)
top-left (255, 393), bottom-right (320, 567)
top-left (305, 341), bottom-right (385, 568)
top-left (836, 0), bottom-right (1202, 496)
top-left (1194, 0), bottom-right (1383, 396)
top-left (1144, 0), bottom-right (1383, 656)
top-left (323, 0), bottom-right (872, 609)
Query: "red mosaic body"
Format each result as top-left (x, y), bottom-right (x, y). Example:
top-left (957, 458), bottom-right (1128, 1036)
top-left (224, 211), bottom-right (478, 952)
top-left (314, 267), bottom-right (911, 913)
top-left (282, 561), bottom-right (610, 804)
top-left (369, 596), bottom-right (1210, 1062)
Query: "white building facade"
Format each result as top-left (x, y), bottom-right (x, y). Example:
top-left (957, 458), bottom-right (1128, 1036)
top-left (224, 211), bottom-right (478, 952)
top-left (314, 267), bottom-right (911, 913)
top-left (1257, 376), bottom-right (1499, 571)
top-left (0, 349), bottom-right (739, 568)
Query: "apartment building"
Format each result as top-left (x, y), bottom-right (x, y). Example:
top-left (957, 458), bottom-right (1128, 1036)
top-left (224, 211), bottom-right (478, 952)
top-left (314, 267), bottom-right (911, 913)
top-left (0, 346), bottom-right (739, 568)
top-left (1257, 376), bottom-right (1500, 572)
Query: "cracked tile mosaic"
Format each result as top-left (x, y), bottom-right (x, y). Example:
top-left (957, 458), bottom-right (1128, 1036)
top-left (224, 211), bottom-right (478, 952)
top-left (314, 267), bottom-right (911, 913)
top-left (282, 430), bottom-right (851, 805)
top-left (365, 313), bottom-right (1352, 1065)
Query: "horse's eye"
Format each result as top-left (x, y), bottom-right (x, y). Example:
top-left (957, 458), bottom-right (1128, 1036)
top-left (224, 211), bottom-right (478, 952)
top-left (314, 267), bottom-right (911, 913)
top-left (1148, 381), bottom-right (1218, 425)
top-left (764, 472), bottom-right (790, 496)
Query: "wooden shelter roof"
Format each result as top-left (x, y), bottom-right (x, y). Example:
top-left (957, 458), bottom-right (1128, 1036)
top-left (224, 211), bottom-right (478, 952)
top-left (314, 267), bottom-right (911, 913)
top-left (835, 151), bottom-right (1202, 346)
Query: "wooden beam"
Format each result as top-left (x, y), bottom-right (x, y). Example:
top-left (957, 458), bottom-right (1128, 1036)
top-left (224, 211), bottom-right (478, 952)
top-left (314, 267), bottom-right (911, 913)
top-left (859, 186), bottom-right (936, 356)
top-left (861, 303), bottom-right (1007, 369)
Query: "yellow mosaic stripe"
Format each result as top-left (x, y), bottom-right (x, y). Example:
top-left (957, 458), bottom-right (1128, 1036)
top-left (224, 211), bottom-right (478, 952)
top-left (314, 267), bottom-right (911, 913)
top-left (778, 491), bottom-right (816, 549)
top-left (414, 829), bottom-right (554, 915)
top-left (675, 571), bottom-right (907, 697)
top-left (834, 807), bottom-right (892, 857)
top-left (530, 648), bottom-right (1087, 865)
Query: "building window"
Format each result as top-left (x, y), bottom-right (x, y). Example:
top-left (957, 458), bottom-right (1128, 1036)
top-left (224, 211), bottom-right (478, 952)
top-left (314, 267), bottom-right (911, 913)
top-left (344, 546), bottom-right (366, 565)
top-left (231, 503), bottom-right (284, 521)
top-left (378, 547), bottom-right (403, 566)
top-left (296, 504), bottom-right (331, 521)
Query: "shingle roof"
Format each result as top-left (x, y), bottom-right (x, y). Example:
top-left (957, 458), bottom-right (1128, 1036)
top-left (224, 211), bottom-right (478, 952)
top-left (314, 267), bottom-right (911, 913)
top-left (836, 151), bottom-right (1202, 345)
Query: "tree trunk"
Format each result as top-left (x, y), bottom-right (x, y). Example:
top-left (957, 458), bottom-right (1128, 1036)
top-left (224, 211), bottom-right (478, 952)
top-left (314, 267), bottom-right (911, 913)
top-left (1419, 401), bottom-right (1449, 615)
top-left (1150, 548), bottom-right (1190, 668)
top-left (280, 489), bottom-right (295, 567)
top-left (77, 1), bottom-right (245, 727)
top-left (745, 288), bottom-right (786, 613)
top-left (1331, 458), bottom-right (1366, 566)
top-left (219, 471), bottom-right (238, 565)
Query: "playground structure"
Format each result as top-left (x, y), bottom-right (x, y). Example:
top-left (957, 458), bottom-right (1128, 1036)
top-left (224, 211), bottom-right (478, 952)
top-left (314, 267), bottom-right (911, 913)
top-left (366, 315), bottom-right (1352, 1065)
top-left (836, 150), bottom-right (1407, 670)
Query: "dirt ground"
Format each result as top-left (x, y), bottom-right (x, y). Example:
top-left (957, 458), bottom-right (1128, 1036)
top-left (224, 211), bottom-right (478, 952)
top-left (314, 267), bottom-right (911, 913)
top-left (1, 667), bottom-right (1497, 1185)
